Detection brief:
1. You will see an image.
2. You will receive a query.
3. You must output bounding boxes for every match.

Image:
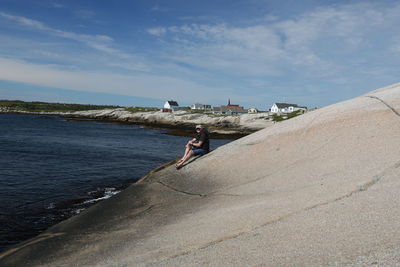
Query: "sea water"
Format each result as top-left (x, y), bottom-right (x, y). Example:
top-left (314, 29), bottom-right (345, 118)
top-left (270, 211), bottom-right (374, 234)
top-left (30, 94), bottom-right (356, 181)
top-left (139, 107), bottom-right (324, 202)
top-left (0, 114), bottom-right (231, 252)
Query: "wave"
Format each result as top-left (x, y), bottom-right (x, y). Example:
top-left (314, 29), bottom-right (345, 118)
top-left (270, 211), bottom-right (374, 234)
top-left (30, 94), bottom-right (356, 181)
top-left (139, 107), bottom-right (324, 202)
top-left (83, 187), bottom-right (120, 205)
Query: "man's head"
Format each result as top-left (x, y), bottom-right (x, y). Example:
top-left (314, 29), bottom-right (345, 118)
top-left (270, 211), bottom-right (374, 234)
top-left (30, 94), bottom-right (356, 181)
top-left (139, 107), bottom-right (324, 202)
top-left (195, 125), bottom-right (203, 132)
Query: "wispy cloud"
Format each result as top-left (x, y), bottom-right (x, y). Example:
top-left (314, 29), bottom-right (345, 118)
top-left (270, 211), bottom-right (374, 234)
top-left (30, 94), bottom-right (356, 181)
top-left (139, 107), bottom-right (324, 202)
top-left (151, 5), bottom-right (169, 12)
top-left (0, 57), bottom-right (229, 102)
top-left (262, 14), bottom-right (279, 22)
top-left (51, 3), bottom-right (65, 9)
top-left (147, 2), bottom-right (400, 81)
top-left (147, 27), bottom-right (167, 37)
top-left (73, 9), bottom-right (96, 20)
top-left (0, 12), bottom-right (48, 30)
top-left (178, 15), bottom-right (219, 22)
top-left (0, 12), bottom-right (124, 57)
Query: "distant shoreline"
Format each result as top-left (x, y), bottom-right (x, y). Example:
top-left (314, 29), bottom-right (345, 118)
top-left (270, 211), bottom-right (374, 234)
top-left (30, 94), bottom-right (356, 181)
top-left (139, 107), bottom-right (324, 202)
top-left (63, 115), bottom-right (248, 139)
top-left (0, 110), bottom-right (260, 139)
top-left (1, 100), bottom-right (310, 138)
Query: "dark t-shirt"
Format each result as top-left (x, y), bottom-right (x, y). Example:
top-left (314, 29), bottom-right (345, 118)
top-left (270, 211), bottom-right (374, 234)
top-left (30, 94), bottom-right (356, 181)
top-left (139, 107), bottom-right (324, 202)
top-left (195, 130), bottom-right (210, 152)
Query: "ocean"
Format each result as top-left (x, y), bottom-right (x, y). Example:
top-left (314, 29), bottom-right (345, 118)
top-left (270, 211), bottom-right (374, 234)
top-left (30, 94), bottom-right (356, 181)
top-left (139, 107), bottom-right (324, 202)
top-left (0, 114), bottom-right (231, 252)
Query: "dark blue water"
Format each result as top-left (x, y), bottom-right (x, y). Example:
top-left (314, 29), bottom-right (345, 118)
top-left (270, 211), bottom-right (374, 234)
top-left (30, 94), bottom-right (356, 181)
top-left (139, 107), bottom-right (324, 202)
top-left (0, 114), bottom-right (231, 252)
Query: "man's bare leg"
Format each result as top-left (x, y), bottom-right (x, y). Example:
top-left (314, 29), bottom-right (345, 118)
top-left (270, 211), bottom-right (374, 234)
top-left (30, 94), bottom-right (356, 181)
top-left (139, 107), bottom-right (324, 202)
top-left (176, 150), bottom-right (194, 169)
top-left (178, 143), bottom-right (192, 163)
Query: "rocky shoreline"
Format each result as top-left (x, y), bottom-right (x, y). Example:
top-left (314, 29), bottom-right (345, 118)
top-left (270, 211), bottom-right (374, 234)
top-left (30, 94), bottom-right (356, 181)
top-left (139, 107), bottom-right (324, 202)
top-left (3, 83), bottom-right (400, 266)
top-left (1, 108), bottom-right (274, 137)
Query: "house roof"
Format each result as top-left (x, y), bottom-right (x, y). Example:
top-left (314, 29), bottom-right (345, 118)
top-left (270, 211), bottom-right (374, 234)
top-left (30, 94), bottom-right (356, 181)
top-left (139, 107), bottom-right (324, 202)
top-left (167, 101), bottom-right (179, 106)
top-left (274, 103), bottom-right (299, 108)
top-left (193, 103), bottom-right (211, 106)
top-left (219, 105), bottom-right (247, 113)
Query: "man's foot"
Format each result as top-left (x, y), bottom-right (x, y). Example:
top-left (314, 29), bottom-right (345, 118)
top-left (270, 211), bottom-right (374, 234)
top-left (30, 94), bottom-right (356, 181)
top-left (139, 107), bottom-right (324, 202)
top-left (176, 162), bottom-right (184, 169)
top-left (175, 159), bottom-right (183, 168)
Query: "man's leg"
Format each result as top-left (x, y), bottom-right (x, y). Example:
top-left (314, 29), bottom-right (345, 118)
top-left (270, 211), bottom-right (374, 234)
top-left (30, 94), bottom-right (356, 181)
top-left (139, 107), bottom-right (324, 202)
top-left (176, 149), bottom-right (194, 168)
top-left (179, 143), bottom-right (192, 162)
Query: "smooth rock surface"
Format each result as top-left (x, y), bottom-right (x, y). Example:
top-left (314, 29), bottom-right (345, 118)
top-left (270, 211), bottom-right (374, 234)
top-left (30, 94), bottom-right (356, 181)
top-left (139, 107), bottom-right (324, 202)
top-left (1, 82), bottom-right (400, 266)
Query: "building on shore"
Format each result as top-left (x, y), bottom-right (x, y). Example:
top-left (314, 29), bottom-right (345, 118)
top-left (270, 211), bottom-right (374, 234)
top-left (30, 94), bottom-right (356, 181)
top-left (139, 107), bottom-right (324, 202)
top-left (213, 99), bottom-right (247, 115)
top-left (247, 108), bottom-right (259, 114)
top-left (270, 103), bottom-right (307, 114)
top-left (191, 103), bottom-right (212, 111)
top-left (163, 100), bottom-right (180, 111)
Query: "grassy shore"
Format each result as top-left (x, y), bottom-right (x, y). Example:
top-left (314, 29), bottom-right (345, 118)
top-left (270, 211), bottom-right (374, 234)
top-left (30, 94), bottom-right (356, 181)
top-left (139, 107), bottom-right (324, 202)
top-left (0, 100), bottom-right (121, 113)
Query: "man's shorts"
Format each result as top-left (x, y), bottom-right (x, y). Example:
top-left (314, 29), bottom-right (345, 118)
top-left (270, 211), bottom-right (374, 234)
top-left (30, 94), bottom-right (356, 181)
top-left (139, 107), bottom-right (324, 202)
top-left (192, 148), bottom-right (208, 156)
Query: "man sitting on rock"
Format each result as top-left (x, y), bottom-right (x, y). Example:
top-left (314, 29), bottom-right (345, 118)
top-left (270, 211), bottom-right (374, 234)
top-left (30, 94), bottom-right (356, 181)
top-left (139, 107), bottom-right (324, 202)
top-left (176, 125), bottom-right (210, 169)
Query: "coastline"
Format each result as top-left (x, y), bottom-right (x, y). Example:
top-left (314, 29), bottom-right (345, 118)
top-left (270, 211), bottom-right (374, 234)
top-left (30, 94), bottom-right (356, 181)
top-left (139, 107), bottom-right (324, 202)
top-left (0, 158), bottom-right (176, 259)
top-left (0, 113), bottom-right (234, 254)
top-left (2, 83), bottom-right (400, 265)
top-left (0, 108), bottom-right (274, 138)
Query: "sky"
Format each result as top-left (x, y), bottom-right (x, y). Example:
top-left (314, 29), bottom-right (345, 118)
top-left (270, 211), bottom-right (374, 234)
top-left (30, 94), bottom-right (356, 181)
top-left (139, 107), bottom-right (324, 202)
top-left (0, 0), bottom-right (400, 109)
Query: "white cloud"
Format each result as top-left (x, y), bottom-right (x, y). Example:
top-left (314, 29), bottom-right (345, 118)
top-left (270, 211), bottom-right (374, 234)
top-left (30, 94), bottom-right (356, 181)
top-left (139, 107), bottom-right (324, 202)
top-left (391, 44), bottom-right (400, 53)
top-left (153, 23), bottom-right (285, 76)
top-left (263, 15), bottom-right (279, 22)
top-left (51, 3), bottom-right (65, 9)
top-left (147, 27), bottom-right (167, 37)
top-left (73, 9), bottom-right (96, 20)
top-left (145, 2), bottom-right (400, 82)
top-left (178, 15), bottom-right (218, 22)
top-left (0, 12), bottom-right (122, 57)
top-left (0, 57), bottom-right (229, 103)
top-left (0, 12), bottom-right (48, 30)
top-left (151, 5), bottom-right (169, 12)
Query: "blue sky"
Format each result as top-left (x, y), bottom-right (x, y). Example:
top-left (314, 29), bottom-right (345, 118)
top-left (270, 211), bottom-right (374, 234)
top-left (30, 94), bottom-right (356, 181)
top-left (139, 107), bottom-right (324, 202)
top-left (0, 0), bottom-right (399, 109)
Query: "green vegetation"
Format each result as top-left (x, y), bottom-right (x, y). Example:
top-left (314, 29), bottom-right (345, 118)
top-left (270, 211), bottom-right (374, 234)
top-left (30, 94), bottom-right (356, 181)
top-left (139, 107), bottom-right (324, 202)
top-left (207, 113), bottom-right (229, 117)
top-left (255, 116), bottom-right (270, 120)
top-left (125, 107), bottom-right (159, 113)
top-left (188, 109), bottom-right (208, 114)
top-left (286, 110), bottom-right (304, 119)
top-left (0, 100), bottom-right (121, 113)
top-left (179, 106), bottom-right (212, 113)
top-left (174, 110), bottom-right (211, 116)
top-left (272, 114), bottom-right (285, 122)
top-left (179, 106), bottom-right (192, 111)
top-left (272, 110), bottom-right (303, 122)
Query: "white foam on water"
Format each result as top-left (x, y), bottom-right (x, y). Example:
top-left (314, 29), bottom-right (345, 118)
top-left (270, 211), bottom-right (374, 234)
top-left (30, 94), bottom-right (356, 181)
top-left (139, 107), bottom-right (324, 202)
top-left (83, 188), bottom-right (120, 204)
top-left (74, 208), bottom-right (85, 214)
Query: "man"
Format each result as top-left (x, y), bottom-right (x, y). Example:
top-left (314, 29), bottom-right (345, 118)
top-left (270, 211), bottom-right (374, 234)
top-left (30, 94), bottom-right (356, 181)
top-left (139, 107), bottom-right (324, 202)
top-left (176, 125), bottom-right (209, 169)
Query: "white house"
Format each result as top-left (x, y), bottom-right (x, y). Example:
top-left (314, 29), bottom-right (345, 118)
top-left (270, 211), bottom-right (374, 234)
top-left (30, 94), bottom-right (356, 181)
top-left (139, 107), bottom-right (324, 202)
top-left (248, 108), bottom-right (259, 114)
top-left (270, 103), bottom-right (307, 113)
top-left (191, 103), bottom-right (212, 110)
top-left (164, 100), bottom-right (179, 111)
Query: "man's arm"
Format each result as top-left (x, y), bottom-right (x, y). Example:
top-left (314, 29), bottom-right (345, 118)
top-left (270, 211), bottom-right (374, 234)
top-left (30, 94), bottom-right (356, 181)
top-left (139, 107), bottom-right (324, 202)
top-left (192, 141), bottom-right (203, 148)
top-left (192, 132), bottom-right (206, 147)
top-left (188, 138), bottom-right (196, 145)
